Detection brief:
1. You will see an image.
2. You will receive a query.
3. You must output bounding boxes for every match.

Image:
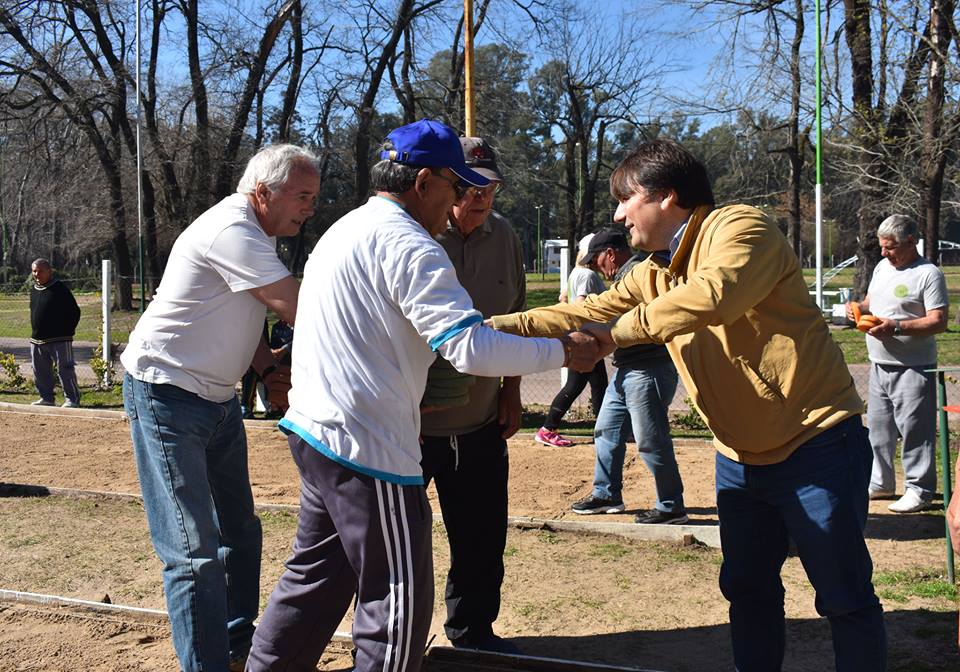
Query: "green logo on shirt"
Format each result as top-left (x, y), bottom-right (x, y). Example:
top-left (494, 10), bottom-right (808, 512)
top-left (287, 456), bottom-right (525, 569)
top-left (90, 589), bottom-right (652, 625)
top-left (894, 284), bottom-right (908, 298)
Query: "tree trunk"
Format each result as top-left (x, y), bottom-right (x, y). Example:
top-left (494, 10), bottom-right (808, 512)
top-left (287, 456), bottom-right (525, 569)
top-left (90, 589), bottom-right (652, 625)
top-left (787, 0), bottom-right (804, 257)
top-left (564, 137), bottom-right (577, 266)
top-left (183, 0), bottom-right (212, 217)
top-left (213, 1), bottom-right (297, 199)
top-left (353, 0), bottom-right (418, 206)
top-left (919, 0), bottom-right (953, 264)
top-left (843, 0), bottom-right (881, 299)
top-left (276, 1), bottom-right (303, 143)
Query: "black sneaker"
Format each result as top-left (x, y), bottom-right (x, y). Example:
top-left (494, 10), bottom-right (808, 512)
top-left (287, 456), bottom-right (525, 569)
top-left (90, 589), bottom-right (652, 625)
top-left (571, 495), bottom-right (625, 515)
top-left (634, 509), bottom-right (688, 525)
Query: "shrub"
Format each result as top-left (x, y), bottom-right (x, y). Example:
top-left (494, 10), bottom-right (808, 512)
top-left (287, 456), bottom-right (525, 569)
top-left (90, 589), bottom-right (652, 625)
top-left (0, 351), bottom-right (27, 390)
top-left (672, 396), bottom-right (708, 431)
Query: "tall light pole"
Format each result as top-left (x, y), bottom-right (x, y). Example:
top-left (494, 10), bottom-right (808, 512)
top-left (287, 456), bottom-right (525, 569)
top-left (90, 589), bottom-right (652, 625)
top-left (463, 0), bottom-right (476, 136)
top-left (136, 0), bottom-right (145, 313)
top-left (535, 205), bottom-right (543, 280)
top-left (814, 0), bottom-right (823, 309)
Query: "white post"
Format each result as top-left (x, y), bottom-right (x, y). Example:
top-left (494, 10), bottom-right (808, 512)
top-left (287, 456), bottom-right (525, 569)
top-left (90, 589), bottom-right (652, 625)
top-left (558, 240), bottom-right (571, 387)
top-left (815, 184), bottom-right (823, 311)
top-left (101, 260), bottom-right (112, 386)
top-left (558, 240), bottom-right (570, 298)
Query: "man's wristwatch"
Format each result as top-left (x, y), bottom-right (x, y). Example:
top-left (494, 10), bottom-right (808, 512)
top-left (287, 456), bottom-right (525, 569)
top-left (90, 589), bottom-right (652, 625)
top-left (893, 320), bottom-right (902, 336)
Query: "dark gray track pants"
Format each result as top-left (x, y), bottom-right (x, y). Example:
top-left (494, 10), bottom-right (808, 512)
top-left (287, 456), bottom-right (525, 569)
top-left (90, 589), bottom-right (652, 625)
top-left (30, 340), bottom-right (80, 404)
top-left (247, 434), bottom-right (434, 672)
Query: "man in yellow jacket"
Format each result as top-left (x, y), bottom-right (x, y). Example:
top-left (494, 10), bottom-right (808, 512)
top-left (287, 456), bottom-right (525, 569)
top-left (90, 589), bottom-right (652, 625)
top-left (492, 139), bottom-right (886, 670)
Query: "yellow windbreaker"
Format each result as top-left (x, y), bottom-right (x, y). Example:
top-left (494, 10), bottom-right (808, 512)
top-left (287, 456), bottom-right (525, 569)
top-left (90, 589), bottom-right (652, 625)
top-left (492, 204), bottom-right (863, 465)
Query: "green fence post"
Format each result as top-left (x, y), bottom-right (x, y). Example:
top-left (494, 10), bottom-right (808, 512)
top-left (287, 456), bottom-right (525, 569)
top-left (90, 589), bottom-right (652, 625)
top-left (936, 370), bottom-right (955, 583)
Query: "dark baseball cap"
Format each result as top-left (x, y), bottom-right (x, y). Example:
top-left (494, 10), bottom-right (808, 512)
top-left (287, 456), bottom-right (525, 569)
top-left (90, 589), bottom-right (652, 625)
top-left (581, 228), bottom-right (629, 265)
top-left (460, 137), bottom-right (504, 182)
top-left (380, 119), bottom-right (490, 187)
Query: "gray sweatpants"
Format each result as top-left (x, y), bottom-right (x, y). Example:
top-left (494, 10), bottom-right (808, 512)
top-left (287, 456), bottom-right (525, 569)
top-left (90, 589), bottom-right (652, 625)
top-left (30, 340), bottom-right (80, 404)
top-left (247, 434), bottom-right (434, 672)
top-left (867, 362), bottom-right (937, 500)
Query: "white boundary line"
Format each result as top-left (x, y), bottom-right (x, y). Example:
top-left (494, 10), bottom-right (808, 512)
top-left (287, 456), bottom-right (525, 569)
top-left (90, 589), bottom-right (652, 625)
top-left (0, 588), bottom-right (353, 641)
top-left (0, 590), bottom-right (667, 671)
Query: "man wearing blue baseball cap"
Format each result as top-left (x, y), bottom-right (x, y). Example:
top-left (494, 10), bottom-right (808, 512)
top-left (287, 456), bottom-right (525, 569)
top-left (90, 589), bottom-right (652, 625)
top-left (247, 119), bottom-right (599, 672)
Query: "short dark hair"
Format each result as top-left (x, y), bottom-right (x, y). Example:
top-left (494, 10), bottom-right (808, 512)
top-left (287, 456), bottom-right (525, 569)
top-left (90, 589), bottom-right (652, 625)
top-left (370, 159), bottom-right (421, 194)
top-left (370, 139), bottom-right (425, 194)
top-left (610, 139), bottom-right (714, 209)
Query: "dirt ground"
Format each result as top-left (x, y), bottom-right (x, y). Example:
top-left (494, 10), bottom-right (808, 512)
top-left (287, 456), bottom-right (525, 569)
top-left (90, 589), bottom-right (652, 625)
top-left (0, 407), bottom-right (957, 671)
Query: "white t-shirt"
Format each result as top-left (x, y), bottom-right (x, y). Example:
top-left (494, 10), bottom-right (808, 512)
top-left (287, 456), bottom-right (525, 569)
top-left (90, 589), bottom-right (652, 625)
top-left (121, 194), bottom-right (291, 402)
top-left (866, 257), bottom-right (948, 366)
top-left (567, 265), bottom-right (605, 302)
top-left (280, 196), bottom-right (563, 485)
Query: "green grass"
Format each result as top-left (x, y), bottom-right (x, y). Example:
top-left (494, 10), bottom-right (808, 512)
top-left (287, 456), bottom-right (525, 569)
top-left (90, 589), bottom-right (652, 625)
top-left (589, 543), bottom-right (631, 560)
top-left (520, 402), bottom-right (714, 439)
top-left (0, 292), bottom-right (140, 342)
top-left (0, 387), bottom-right (125, 408)
top-left (873, 569), bottom-right (958, 604)
top-left (537, 531), bottom-right (564, 545)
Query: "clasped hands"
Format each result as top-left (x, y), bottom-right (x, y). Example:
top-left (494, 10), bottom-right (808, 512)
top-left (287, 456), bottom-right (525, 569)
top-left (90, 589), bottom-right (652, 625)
top-left (559, 323), bottom-right (617, 372)
top-left (263, 365), bottom-right (292, 412)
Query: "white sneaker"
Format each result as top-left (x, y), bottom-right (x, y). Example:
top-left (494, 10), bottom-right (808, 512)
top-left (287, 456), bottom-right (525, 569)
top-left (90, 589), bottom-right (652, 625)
top-left (61, 400), bottom-right (79, 408)
top-left (868, 487), bottom-right (895, 500)
top-left (31, 399), bottom-right (54, 406)
top-left (888, 489), bottom-right (928, 514)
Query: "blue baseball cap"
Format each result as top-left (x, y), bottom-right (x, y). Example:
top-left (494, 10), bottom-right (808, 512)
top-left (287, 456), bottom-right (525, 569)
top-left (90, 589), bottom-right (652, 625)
top-left (380, 119), bottom-right (490, 187)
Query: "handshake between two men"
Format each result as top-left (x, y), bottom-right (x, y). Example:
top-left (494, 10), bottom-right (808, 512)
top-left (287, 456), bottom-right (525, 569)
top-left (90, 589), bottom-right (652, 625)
top-left (555, 324), bottom-right (616, 372)
top-left (480, 317), bottom-right (616, 374)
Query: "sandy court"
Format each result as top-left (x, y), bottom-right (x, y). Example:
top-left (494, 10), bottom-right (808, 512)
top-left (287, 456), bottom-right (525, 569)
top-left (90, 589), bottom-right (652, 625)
top-left (0, 406), bottom-right (956, 671)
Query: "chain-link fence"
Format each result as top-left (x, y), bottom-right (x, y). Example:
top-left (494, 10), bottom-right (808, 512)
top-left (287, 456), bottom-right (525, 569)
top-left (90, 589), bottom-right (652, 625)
top-left (0, 276), bottom-right (875, 415)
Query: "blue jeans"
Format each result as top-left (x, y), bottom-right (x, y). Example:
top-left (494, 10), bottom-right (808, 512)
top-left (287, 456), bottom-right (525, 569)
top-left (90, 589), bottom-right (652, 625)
top-left (124, 374), bottom-right (262, 672)
top-left (716, 416), bottom-right (886, 671)
top-left (592, 359), bottom-right (682, 512)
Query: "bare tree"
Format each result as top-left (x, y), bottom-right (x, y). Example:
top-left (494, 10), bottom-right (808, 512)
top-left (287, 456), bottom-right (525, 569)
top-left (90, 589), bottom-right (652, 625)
top-left (919, 0), bottom-right (955, 264)
top-left (841, 0), bottom-right (935, 296)
top-left (0, 1), bottom-right (139, 307)
top-left (530, 3), bottom-right (662, 257)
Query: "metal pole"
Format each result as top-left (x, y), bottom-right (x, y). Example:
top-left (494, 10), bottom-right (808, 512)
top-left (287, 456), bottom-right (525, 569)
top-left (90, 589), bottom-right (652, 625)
top-left (136, 0), bottom-right (146, 313)
top-left (814, 0), bottom-right (824, 309)
top-left (536, 205), bottom-right (543, 281)
top-left (0, 141), bottom-right (5, 283)
top-left (936, 371), bottom-right (955, 583)
top-left (463, 0), bottom-right (476, 136)
top-left (559, 240), bottom-right (570, 387)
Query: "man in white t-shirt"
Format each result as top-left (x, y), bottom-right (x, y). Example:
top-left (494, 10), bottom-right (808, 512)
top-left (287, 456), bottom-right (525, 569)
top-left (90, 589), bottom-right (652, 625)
top-left (846, 215), bottom-right (948, 514)
top-left (246, 119), bottom-right (598, 672)
top-left (121, 144), bottom-right (320, 672)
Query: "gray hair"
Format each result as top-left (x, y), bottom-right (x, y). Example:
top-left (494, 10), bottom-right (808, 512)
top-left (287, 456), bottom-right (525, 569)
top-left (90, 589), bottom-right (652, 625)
top-left (236, 144), bottom-right (320, 195)
top-left (369, 159), bottom-right (422, 194)
top-left (877, 214), bottom-right (919, 243)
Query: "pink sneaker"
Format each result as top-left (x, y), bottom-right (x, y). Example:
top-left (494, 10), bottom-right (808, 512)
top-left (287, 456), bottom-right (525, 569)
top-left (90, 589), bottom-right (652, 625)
top-left (535, 427), bottom-right (574, 447)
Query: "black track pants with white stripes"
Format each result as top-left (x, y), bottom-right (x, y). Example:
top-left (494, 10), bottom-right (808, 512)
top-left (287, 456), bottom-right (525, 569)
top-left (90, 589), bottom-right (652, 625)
top-left (247, 434), bottom-right (434, 672)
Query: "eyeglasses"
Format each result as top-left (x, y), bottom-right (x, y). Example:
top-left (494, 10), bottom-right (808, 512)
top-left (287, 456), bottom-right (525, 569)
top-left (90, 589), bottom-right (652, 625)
top-left (430, 170), bottom-right (468, 200)
top-left (463, 183), bottom-right (502, 200)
